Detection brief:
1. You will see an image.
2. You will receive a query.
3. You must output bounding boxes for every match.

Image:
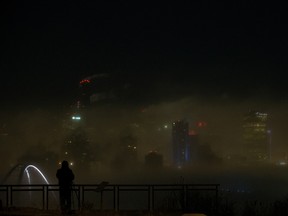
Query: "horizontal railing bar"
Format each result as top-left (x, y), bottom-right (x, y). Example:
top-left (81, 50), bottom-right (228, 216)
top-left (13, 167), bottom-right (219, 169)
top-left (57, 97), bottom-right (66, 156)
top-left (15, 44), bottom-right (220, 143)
top-left (1, 184), bottom-right (219, 186)
top-left (118, 189), bottom-right (149, 192)
top-left (187, 189), bottom-right (219, 191)
top-left (83, 189), bottom-right (114, 192)
top-left (12, 189), bottom-right (44, 191)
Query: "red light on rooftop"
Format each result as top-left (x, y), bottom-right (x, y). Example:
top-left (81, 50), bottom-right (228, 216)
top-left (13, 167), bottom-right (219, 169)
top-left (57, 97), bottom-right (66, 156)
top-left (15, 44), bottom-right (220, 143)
top-left (80, 79), bottom-right (91, 85)
top-left (197, 121), bottom-right (207, 128)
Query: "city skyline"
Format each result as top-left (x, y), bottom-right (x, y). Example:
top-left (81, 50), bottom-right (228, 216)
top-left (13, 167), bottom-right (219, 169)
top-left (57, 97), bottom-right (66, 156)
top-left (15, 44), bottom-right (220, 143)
top-left (1, 1), bottom-right (288, 172)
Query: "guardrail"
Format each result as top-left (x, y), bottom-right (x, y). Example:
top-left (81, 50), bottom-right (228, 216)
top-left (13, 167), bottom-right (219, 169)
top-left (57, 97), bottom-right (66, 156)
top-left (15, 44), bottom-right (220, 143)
top-left (0, 184), bottom-right (219, 213)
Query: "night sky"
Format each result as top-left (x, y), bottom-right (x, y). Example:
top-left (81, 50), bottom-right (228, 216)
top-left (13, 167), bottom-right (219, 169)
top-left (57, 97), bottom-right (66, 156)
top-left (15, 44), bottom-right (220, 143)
top-left (2, 1), bottom-right (288, 108)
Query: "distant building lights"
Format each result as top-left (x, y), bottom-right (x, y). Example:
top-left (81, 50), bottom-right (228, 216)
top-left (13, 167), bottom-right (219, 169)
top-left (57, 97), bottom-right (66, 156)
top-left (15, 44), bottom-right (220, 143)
top-left (164, 125), bottom-right (168, 129)
top-left (256, 112), bottom-right (267, 116)
top-left (72, 116), bottom-right (81, 120)
top-left (279, 161), bottom-right (287, 166)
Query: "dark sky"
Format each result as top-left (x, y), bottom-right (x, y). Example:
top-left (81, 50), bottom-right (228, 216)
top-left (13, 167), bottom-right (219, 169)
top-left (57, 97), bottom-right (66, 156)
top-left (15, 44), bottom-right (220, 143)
top-left (1, 1), bottom-right (288, 108)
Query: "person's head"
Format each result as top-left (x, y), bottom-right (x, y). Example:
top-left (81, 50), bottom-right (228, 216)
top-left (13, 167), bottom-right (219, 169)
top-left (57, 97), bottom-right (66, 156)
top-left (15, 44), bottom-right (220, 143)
top-left (61, 160), bottom-right (69, 169)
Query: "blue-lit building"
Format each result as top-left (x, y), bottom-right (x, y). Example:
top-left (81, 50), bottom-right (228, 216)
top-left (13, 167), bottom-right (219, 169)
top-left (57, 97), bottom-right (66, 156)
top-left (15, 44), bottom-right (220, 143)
top-left (172, 120), bottom-right (190, 167)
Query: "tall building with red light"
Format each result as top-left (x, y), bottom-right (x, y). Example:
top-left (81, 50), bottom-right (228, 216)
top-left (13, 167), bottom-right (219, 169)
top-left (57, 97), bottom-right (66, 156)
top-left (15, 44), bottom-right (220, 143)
top-left (78, 73), bottom-right (114, 106)
top-left (77, 73), bottom-right (131, 107)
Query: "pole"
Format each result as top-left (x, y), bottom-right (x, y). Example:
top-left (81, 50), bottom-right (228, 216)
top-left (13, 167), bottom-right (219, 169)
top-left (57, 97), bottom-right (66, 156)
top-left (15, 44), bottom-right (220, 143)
top-left (267, 130), bottom-right (272, 161)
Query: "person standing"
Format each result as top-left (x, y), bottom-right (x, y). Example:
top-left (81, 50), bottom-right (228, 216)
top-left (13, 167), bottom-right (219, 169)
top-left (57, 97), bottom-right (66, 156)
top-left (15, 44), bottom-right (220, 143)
top-left (56, 160), bottom-right (75, 214)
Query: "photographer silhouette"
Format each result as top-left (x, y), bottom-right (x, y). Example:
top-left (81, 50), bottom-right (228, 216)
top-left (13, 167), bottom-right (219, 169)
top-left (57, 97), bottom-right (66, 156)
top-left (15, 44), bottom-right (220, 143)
top-left (56, 160), bottom-right (75, 214)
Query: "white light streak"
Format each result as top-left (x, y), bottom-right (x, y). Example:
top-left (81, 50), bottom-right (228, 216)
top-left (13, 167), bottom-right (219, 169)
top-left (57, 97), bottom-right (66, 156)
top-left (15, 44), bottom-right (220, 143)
top-left (24, 165), bottom-right (50, 185)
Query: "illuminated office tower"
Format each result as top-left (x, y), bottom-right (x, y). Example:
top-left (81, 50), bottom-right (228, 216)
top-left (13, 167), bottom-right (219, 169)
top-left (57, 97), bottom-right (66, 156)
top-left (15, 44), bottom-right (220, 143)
top-left (172, 120), bottom-right (190, 167)
top-left (243, 111), bottom-right (269, 161)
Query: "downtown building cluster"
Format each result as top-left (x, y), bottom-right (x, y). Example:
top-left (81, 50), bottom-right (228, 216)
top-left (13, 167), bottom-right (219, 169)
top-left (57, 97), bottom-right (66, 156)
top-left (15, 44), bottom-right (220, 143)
top-left (63, 74), bottom-right (273, 172)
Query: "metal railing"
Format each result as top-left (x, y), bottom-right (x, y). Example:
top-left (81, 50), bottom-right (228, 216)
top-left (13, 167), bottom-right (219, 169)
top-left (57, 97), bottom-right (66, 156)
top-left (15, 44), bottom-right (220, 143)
top-left (0, 184), bottom-right (219, 213)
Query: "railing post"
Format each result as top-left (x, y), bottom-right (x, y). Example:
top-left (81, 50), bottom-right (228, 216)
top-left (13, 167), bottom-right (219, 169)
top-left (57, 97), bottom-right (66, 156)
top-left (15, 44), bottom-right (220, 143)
top-left (148, 185), bottom-right (150, 212)
top-left (151, 185), bottom-right (154, 212)
top-left (215, 184), bottom-right (219, 215)
top-left (42, 185), bottom-right (45, 210)
top-left (181, 184), bottom-right (185, 211)
top-left (46, 185), bottom-right (49, 210)
top-left (113, 185), bottom-right (116, 211)
top-left (81, 185), bottom-right (85, 210)
top-left (10, 186), bottom-right (13, 207)
top-left (184, 184), bottom-right (187, 211)
top-left (77, 185), bottom-right (80, 210)
top-left (116, 185), bottom-right (119, 212)
top-left (6, 186), bottom-right (9, 207)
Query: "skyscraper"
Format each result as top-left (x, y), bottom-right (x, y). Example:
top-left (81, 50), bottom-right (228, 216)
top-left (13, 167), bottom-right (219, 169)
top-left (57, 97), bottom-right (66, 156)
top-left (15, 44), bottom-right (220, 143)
top-left (77, 73), bottom-right (132, 107)
top-left (243, 111), bottom-right (269, 162)
top-left (78, 73), bottom-right (115, 106)
top-left (172, 120), bottom-right (190, 167)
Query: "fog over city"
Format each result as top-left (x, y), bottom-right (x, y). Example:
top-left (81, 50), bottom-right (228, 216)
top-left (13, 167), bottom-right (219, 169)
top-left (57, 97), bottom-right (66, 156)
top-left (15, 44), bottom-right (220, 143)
top-left (1, 87), bottom-right (288, 193)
